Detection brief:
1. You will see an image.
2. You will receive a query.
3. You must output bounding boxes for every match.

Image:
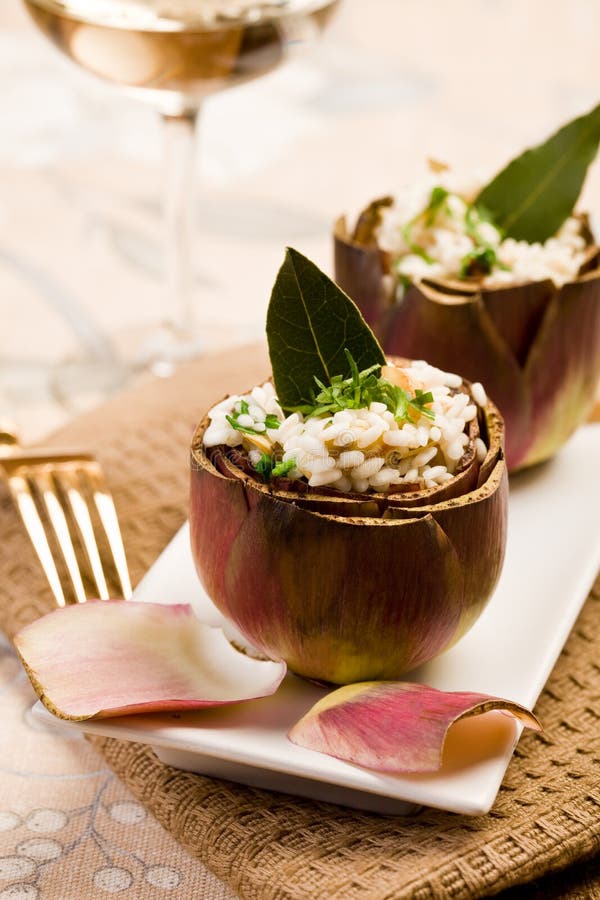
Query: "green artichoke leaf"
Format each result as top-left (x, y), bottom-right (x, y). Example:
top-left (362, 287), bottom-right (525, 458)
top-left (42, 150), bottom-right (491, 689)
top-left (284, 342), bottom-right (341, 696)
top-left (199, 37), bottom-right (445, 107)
top-left (267, 247), bottom-right (386, 410)
top-left (475, 101), bottom-right (600, 243)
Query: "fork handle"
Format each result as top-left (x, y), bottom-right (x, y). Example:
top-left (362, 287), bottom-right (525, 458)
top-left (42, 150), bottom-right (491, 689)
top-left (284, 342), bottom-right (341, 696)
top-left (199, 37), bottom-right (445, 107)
top-left (0, 424), bottom-right (19, 453)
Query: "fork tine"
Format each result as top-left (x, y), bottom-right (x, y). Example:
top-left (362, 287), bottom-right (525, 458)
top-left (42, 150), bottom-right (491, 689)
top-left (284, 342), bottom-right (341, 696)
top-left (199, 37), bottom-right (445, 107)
top-left (58, 469), bottom-right (110, 600)
top-left (84, 463), bottom-right (132, 600)
top-left (7, 472), bottom-right (68, 608)
top-left (35, 469), bottom-right (87, 605)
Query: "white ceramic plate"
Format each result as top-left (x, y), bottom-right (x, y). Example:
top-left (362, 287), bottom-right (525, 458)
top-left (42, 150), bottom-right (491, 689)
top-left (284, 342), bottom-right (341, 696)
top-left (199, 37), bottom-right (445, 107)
top-left (35, 425), bottom-right (600, 815)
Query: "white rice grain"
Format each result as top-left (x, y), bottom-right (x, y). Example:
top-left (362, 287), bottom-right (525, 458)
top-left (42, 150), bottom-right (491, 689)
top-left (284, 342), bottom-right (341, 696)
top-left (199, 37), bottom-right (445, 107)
top-left (333, 431), bottom-right (356, 448)
top-left (422, 465), bottom-right (448, 480)
top-left (383, 430), bottom-right (414, 448)
top-left (471, 382), bottom-right (487, 407)
top-left (475, 437), bottom-right (488, 462)
top-left (356, 424), bottom-right (386, 449)
top-left (338, 450), bottom-right (365, 469)
top-left (412, 446), bottom-right (438, 468)
top-left (446, 440), bottom-right (465, 461)
top-left (370, 468), bottom-right (403, 488)
top-left (353, 457), bottom-right (385, 479)
top-left (309, 470), bottom-right (343, 487)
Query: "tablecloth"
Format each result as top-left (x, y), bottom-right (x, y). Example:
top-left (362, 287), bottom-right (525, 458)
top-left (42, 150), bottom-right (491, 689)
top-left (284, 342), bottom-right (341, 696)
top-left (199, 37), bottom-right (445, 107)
top-left (0, 345), bottom-right (598, 899)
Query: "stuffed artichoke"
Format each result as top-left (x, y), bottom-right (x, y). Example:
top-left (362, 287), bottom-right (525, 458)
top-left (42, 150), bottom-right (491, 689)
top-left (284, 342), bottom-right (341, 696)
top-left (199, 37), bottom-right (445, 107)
top-left (190, 249), bottom-right (507, 684)
top-left (334, 106), bottom-right (600, 471)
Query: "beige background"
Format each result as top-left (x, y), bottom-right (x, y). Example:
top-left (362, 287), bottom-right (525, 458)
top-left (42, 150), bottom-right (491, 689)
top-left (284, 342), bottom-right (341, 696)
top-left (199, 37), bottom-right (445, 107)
top-left (2, 0), bottom-right (600, 438)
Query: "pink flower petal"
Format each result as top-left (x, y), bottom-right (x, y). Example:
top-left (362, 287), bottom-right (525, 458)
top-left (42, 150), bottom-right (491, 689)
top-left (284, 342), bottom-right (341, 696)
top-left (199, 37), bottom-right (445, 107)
top-left (289, 681), bottom-right (541, 773)
top-left (14, 601), bottom-right (286, 720)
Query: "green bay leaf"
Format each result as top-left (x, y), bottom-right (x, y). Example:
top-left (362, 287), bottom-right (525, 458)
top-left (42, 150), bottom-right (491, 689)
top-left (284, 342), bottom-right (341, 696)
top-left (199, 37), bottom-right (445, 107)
top-left (475, 102), bottom-right (600, 243)
top-left (267, 247), bottom-right (386, 410)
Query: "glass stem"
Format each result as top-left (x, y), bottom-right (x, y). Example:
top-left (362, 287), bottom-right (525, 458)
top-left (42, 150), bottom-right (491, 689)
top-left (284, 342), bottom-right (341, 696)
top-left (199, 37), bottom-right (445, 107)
top-left (161, 109), bottom-right (199, 340)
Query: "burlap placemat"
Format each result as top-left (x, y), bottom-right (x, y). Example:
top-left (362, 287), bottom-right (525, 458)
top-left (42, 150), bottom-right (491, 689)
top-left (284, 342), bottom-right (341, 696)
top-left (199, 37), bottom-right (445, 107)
top-left (0, 344), bottom-right (598, 900)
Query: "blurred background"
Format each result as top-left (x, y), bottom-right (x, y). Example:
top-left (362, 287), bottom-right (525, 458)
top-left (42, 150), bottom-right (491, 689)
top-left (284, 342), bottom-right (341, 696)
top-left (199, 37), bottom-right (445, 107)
top-left (2, 0), bottom-right (600, 440)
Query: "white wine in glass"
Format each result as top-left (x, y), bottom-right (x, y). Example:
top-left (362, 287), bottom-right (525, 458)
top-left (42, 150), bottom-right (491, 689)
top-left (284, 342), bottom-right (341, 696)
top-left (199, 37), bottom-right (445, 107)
top-left (22, 0), bottom-right (340, 371)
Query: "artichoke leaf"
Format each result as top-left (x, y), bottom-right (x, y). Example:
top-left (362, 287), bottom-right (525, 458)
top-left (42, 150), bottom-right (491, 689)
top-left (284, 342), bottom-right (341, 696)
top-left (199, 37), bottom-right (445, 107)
top-left (334, 216), bottom-right (392, 326)
top-left (351, 195), bottom-right (394, 245)
top-left (14, 601), bottom-right (286, 721)
top-left (521, 273), bottom-right (600, 467)
top-left (377, 282), bottom-right (530, 469)
top-left (219, 495), bottom-right (466, 684)
top-left (479, 279), bottom-right (554, 368)
top-left (289, 681), bottom-right (541, 774)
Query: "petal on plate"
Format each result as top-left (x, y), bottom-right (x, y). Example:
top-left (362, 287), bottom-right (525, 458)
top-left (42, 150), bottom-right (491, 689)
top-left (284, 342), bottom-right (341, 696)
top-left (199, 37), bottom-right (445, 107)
top-left (288, 681), bottom-right (541, 773)
top-left (14, 601), bottom-right (286, 720)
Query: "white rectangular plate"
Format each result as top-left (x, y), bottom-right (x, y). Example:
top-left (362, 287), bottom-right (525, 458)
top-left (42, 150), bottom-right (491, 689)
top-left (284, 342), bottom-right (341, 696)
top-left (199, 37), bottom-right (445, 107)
top-left (35, 425), bottom-right (600, 815)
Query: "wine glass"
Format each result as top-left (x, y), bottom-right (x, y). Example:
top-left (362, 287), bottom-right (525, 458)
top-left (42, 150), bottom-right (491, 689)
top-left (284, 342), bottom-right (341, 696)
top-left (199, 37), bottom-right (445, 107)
top-left (21, 0), bottom-right (340, 375)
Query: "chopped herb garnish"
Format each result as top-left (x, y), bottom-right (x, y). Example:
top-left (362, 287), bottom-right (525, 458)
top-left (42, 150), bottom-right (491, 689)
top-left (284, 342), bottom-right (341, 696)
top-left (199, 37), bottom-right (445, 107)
top-left (254, 453), bottom-right (273, 482)
top-left (375, 381), bottom-right (435, 423)
top-left (460, 246), bottom-right (497, 278)
top-left (401, 222), bottom-right (434, 264)
top-left (226, 413), bottom-right (263, 436)
top-left (396, 273), bottom-right (412, 298)
top-left (396, 190), bottom-right (516, 284)
top-left (253, 454), bottom-right (297, 483)
top-left (424, 185), bottom-right (450, 226)
top-left (226, 403), bottom-right (280, 436)
top-left (399, 185), bottom-right (451, 263)
top-left (465, 203), bottom-right (500, 240)
top-left (272, 458), bottom-right (297, 478)
top-left (291, 350), bottom-right (435, 423)
top-left (459, 245), bottom-right (510, 278)
top-left (411, 389), bottom-right (436, 419)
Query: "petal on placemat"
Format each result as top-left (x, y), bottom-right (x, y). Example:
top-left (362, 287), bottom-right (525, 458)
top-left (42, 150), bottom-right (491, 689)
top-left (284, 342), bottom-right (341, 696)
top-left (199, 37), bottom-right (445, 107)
top-left (288, 681), bottom-right (541, 773)
top-left (14, 601), bottom-right (286, 720)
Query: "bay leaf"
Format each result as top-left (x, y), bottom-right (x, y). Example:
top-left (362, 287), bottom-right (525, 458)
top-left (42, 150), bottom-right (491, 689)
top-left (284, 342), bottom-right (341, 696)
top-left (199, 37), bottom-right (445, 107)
top-left (267, 247), bottom-right (386, 410)
top-left (476, 102), bottom-right (600, 243)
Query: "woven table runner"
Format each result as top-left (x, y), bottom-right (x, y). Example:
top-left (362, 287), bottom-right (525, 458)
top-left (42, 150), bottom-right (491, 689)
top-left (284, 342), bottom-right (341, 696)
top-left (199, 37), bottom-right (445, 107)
top-left (0, 344), bottom-right (598, 900)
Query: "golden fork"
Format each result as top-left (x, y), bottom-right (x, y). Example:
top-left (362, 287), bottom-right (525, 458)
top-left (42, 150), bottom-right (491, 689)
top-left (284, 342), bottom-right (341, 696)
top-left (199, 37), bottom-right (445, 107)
top-left (0, 426), bottom-right (131, 607)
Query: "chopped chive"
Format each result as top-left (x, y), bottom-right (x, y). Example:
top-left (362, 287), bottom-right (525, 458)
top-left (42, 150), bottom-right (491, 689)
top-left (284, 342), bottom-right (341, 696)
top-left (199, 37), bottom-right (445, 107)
top-left (226, 414), bottom-right (262, 436)
top-left (272, 458), bottom-right (297, 478)
top-left (460, 246), bottom-right (497, 278)
top-left (289, 350), bottom-right (434, 425)
top-left (424, 185), bottom-right (449, 226)
top-left (254, 453), bottom-right (274, 483)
